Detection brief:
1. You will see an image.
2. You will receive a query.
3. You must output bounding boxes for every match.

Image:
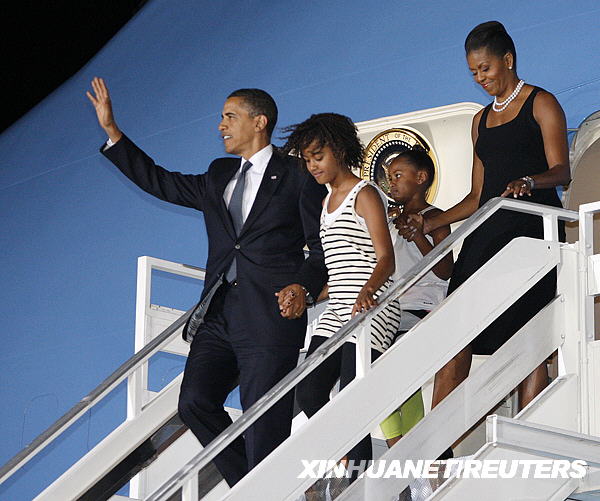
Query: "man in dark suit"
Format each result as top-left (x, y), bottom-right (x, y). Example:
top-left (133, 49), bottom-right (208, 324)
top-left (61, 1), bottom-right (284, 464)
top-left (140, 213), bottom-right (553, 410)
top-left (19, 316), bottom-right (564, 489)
top-left (87, 77), bottom-right (327, 486)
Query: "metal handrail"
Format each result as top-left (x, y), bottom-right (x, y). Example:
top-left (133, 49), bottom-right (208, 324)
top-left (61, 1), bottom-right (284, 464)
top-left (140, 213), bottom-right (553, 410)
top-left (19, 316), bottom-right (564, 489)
top-left (0, 303), bottom-right (195, 484)
top-left (147, 197), bottom-right (579, 500)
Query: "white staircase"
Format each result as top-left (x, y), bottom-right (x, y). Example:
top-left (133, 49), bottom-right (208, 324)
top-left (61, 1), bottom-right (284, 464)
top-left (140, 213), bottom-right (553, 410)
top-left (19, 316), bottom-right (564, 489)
top-left (2, 197), bottom-right (600, 501)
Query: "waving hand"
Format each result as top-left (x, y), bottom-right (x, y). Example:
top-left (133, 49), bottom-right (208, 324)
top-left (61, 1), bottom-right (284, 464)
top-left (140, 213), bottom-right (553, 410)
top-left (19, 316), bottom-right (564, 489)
top-left (86, 77), bottom-right (123, 144)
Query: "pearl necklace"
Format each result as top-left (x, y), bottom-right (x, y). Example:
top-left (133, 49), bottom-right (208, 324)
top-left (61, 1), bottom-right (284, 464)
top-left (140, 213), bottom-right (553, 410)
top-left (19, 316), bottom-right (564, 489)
top-left (492, 79), bottom-right (525, 112)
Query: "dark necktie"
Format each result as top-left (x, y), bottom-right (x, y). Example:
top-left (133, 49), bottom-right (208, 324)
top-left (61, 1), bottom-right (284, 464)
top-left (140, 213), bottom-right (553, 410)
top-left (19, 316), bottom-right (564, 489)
top-left (225, 160), bottom-right (252, 282)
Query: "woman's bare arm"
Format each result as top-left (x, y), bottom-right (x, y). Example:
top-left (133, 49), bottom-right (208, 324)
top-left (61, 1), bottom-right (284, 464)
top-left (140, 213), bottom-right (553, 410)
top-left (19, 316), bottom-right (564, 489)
top-left (425, 111), bottom-right (484, 233)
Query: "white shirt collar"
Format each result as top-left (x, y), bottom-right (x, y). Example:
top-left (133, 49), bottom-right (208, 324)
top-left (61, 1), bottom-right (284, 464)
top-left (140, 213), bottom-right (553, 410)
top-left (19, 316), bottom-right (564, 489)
top-left (241, 144), bottom-right (273, 174)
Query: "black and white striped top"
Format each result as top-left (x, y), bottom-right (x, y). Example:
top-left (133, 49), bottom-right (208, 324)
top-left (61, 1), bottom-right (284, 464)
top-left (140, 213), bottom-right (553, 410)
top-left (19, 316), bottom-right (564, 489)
top-left (314, 180), bottom-right (401, 353)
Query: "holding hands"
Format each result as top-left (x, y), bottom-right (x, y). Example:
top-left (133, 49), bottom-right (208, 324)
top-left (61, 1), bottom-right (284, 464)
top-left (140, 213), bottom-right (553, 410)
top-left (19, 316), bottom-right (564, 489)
top-left (394, 212), bottom-right (426, 242)
top-left (275, 284), bottom-right (307, 319)
top-left (86, 77), bottom-right (123, 144)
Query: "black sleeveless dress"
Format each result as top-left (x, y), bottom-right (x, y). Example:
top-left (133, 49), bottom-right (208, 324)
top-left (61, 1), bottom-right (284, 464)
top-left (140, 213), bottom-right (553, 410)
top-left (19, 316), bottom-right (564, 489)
top-left (448, 86), bottom-right (565, 355)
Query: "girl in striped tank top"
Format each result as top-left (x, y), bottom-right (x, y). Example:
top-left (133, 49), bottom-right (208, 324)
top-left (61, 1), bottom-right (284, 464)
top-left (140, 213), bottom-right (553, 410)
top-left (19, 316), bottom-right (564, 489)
top-left (282, 113), bottom-right (401, 493)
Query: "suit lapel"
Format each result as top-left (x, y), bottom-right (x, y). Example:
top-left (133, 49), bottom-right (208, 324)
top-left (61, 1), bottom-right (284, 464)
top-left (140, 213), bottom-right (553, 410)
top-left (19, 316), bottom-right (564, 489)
top-left (239, 153), bottom-right (285, 236)
top-left (214, 159), bottom-right (239, 239)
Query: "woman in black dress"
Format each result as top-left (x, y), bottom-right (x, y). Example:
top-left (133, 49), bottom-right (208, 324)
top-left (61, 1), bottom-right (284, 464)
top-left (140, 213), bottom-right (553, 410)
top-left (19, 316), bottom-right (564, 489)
top-left (417, 21), bottom-right (571, 436)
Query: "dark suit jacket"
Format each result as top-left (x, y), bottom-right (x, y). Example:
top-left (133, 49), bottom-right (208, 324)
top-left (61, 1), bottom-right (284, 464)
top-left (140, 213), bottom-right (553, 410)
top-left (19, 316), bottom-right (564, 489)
top-left (102, 135), bottom-right (327, 346)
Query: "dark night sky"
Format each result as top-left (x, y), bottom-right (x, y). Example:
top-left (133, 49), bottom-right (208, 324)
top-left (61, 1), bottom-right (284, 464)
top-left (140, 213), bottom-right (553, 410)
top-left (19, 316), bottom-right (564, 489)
top-left (2, 0), bottom-right (148, 133)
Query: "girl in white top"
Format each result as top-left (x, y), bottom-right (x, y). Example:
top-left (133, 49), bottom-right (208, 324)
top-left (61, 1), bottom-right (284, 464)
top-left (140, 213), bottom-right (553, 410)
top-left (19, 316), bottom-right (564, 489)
top-left (391, 203), bottom-right (449, 329)
top-left (282, 113), bottom-right (400, 491)
top-left (380, 148), bottom-right (453, 448)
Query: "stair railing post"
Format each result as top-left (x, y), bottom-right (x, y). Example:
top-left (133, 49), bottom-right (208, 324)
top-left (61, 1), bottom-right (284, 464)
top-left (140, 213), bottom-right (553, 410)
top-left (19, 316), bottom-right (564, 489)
top-left (181, 473), bottom-right (199, 501)
top-left (128, 256), bottom-right (154, 498)
top-left (355, 321), bottom-right (371, 379)
top-left (543, 213), bottom-right (560, 242)
top-left (128, 256), bottom-right (153, 420)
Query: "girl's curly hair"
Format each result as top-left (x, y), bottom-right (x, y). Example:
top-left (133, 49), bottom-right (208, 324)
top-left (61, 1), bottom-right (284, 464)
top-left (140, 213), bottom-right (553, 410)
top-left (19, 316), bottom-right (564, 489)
top-left (281, 113), bottom-right (364, 169)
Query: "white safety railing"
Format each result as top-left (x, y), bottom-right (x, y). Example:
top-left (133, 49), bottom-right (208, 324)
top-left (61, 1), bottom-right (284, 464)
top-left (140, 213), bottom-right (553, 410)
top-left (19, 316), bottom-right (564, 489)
top-left (578, 201), bottom-right (600, 437)
top-left (129, 257), bottom-right (206, 419)
top-left (0, 257), bottom-right (205, 497)
top-left (427, 415), bottom-right (600, 500)
top-left (144, 197), bottom-right (581, 500)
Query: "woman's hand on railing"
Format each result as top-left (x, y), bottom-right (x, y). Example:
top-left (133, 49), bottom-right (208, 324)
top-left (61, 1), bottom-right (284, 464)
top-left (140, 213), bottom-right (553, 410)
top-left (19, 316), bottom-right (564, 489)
top-left (501, 178), bottom-right (532, 198)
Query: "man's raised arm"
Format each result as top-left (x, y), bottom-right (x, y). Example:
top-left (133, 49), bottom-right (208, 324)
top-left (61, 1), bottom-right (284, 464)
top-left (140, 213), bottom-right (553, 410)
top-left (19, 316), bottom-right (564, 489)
top-left (86, 78), bottom-right (207, 211)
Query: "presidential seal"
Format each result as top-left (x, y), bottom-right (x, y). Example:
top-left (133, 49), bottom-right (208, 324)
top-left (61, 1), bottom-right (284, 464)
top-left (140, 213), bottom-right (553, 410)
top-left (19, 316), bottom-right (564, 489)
top-left (359, 128), bottom-right (438, 203)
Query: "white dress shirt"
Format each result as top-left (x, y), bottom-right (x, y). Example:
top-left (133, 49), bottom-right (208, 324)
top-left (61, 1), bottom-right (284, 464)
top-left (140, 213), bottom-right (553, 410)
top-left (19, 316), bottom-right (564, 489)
top-left (105, 139), bottom-right (273, 224)
top-left (223, 144), bottom-right (273, 223)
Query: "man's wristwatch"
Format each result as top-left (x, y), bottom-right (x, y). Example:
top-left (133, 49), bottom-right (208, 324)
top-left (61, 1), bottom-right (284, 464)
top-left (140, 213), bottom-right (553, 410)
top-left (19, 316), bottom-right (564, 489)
top-left (301, 286), bottom-right (315, 307)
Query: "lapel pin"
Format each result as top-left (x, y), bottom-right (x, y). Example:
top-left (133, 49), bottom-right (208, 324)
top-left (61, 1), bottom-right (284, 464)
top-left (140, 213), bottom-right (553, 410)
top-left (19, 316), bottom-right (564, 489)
top-left (271, 175), bottom-right (277, 180)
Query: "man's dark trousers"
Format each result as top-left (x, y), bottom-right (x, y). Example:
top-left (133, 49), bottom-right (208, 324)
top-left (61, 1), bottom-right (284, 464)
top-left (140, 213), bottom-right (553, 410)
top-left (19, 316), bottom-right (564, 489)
top-left (178, 281), bottom-right (300, 485)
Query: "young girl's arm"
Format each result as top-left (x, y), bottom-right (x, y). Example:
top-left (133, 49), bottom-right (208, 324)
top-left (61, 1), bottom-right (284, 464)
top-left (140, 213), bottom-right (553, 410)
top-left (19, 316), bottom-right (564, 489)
top-left (352, 185), bottom-right (395, 316)
top-left (398, 209), bottom-right (453, 280)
